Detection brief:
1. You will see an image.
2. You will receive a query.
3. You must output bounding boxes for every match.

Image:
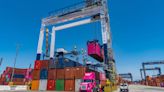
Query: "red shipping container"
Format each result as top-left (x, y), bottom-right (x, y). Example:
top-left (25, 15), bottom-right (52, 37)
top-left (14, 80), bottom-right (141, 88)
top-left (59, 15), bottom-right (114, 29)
top-left (65, 79), bottom-right (75, 91)
top-left (64, 67), bottom-right (75, 79)
top-left (34, 60), bottom-right (50, 70)
top-left (47, 80), bottom-right (56, 90)
top-left (34, 60), bottom-right (41, 70)
top-left (48, 69), bottom-right (56, 79)
top-left (56, 69), bottom-right (65, 79)
top-left (87, 41), bottom-right (103, 62)
top-left (41, 60), bottom-right (50, 69)
top-left (32, 70), bottom-right (40, 80)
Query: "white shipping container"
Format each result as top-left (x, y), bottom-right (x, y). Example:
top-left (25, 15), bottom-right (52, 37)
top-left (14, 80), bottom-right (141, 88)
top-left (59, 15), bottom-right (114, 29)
top-left (75, 79), bottom-right (82, 92)
top-left (39, 79), bottom-right (47, 91)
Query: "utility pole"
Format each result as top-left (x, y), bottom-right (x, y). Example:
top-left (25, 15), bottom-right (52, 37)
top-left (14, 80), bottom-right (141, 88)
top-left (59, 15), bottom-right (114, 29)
top-left (10, 44), bottom-right (20, 82)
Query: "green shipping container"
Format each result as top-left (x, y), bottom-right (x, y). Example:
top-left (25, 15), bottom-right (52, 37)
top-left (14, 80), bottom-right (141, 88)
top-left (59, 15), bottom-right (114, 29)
top-left (56, 79), bottom-right (64, 91)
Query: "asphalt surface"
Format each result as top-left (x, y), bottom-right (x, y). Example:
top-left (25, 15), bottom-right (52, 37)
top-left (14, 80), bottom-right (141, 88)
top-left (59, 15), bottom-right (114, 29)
top-left (114, 84), bottom-right (164, 92)
top-left (0, 85), bottom-right (163, 92)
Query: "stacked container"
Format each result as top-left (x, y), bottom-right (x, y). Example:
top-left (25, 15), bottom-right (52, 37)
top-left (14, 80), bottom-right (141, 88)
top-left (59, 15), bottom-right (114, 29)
top-left (0, 67), bottom-right (32, 85)
top-left (31, 60), bottom-right (49, 90)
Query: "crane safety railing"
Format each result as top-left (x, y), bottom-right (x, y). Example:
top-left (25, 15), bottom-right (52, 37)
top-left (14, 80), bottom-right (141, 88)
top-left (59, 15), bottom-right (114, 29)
top-left (48, 0), bottom-right (102, 18)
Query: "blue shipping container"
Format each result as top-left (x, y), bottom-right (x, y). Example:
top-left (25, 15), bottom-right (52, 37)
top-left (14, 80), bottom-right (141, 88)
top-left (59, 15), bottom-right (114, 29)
top-left (13, 74), bottom-right (25, 78)
top-left (40, 69), bottom-right (48, 79)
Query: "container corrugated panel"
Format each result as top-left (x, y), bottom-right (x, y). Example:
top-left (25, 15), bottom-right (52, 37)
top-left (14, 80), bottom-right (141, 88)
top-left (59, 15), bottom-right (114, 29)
top-left (56, 69), bottom-right (65, 79)
top-left (40, 69), bottom-right (48, 79)
top-left (31, 80), bottom-right (39, 90)
top-left (87, 40), bottom-right (103, 62)
top-left (34, 60), bottom-right (41, 70)
top-left (13, 82), bottom-right (25, 85)
top-left (65, 79), bottom-right (75, 91)
top-left (14, 69), bottom-right (27, 75)
top-left (13, 74), bottom-right (25, 78)
top-left (49, 61), bottom-right (64, 69)
top-left (47, 80), bottom-right (56, 90)
top-left (32, 70), bottom-right (40, 80)
top-left (13, 78), bottom-right (24, 82)
top-left (56, 79), bottom-right (64, 91)
top-left (48, 69), bottom-right (56, 79)
top-left (74, 67), bottom-right (91, 79)
top-left (75, 79), bottom-right (82, 92)
top-left (41, 60), bottom-right (50, 69)
top-left (39, 79), bottom-right (47, 91)
top-left (64, 67), bottom-right (74, 79)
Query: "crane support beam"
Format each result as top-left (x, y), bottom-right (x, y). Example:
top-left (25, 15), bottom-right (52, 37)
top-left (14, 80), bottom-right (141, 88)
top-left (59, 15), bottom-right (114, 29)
top-left (54, 18), bottom-right (94, 31)
top-left (42, 6), bottom-right (101, 26)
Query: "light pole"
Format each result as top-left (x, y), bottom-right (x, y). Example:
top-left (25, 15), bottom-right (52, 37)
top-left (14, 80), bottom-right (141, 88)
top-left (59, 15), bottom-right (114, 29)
top-left (10, 44), bottom-right (20, 83)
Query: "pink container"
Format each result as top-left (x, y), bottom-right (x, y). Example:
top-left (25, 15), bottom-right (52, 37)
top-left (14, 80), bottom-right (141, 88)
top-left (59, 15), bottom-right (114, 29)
top-left (87, 41), bottom-right (103, 62)
top-left (100, 73), bottom-right (106, 80)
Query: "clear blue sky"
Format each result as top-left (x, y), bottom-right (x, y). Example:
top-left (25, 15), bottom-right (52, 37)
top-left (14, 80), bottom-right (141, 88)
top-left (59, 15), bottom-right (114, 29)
top-left (0, 0), bottom-right (164, 80)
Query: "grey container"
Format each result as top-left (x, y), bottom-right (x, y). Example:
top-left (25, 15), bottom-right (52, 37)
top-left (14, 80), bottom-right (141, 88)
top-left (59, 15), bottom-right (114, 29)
top-left (39, 79), bottom-right (47, 91)
top-left (75, 79), bottom-right (82, 92)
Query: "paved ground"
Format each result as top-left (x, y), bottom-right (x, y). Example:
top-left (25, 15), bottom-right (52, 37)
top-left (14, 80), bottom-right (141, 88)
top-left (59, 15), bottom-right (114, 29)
top-left (0, 85), bottom-right (164, 92)
top-left (114, 84), bottom-right (164, 92)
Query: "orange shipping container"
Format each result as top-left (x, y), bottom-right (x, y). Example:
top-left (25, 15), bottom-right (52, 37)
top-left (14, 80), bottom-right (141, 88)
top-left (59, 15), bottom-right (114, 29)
top-left (56, 69), bottom-right (65, 79)
top-left (31, 80), bottom-right (39, 90)
top-left (48, 69), bottom-right (56, 79)
top-left (65, 67), bottom-right (74, 79)
top-left (74, 67), bottom-right (86, 79)
top-left (65, 79), bottom-right (75, 91)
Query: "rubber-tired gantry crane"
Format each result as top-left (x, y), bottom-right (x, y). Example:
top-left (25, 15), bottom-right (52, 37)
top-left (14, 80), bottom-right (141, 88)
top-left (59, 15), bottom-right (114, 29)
top-left (140, 67), bottom-right (161, 80)
top-left (142, 60), bottom-right (164, 85)
top-left (35, 0), bottom-right (116, 82)
top-left (119, 73), bottom-right (133, 82)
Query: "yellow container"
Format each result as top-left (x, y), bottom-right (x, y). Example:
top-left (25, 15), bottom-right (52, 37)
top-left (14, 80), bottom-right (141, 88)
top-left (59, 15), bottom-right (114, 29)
top-left (31, 80), bottom-right (39, 90)
top-left (104, 86), bottom-right (112, 92)
top-left (9, 82), bottom-right (13, 85)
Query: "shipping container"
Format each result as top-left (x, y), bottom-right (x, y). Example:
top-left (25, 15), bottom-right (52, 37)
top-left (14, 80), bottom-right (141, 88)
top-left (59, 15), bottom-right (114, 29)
top-left (56, 69), bottom-right (65, 79)
top-left (13, 74), bottom-right (25, 78)
top-left (40, 69), bottom-right (48, 79)
top-left (31, 80), bottom-right (39, 90)
top-left (34, 60), bottom-right (41, 70)
top-left (39, 79), bottom-right (47, 91)
top-left (47, 80), bottom-right (56, 90)
top-left (13, 82), bottom-right (25, 85)
top-left (13, 78), bottom-right (24, 82)
top-left (32, 70), bottom-right (40, 80)
top-left (65, 67), bottom-right (74, 79)
top-left (49, 59), bottom-right (64, 69)
top-left (75, 79), bottom-right (82, 92)
top-left (74, 67), bottom-right (88, 79)
top-left (56, 79), bottom-right (64, 91)
top-left (87, 40), bottom-right (103, 62)
top-left (48, 69), bottom-right (56, 79)
top-left (65, 79), bottom-right (75, 91)
top-left (64, 59), bottom-right (76, 67)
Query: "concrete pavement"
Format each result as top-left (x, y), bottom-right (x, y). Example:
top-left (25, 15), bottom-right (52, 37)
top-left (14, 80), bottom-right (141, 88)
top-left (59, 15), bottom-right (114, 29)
top-left (114, 84), bottom-right (164, 92)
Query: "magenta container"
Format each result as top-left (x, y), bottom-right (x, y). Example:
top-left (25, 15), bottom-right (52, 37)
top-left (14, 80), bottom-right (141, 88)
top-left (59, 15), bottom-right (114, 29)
top-left (87, 41), bottom-right (103, 62)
